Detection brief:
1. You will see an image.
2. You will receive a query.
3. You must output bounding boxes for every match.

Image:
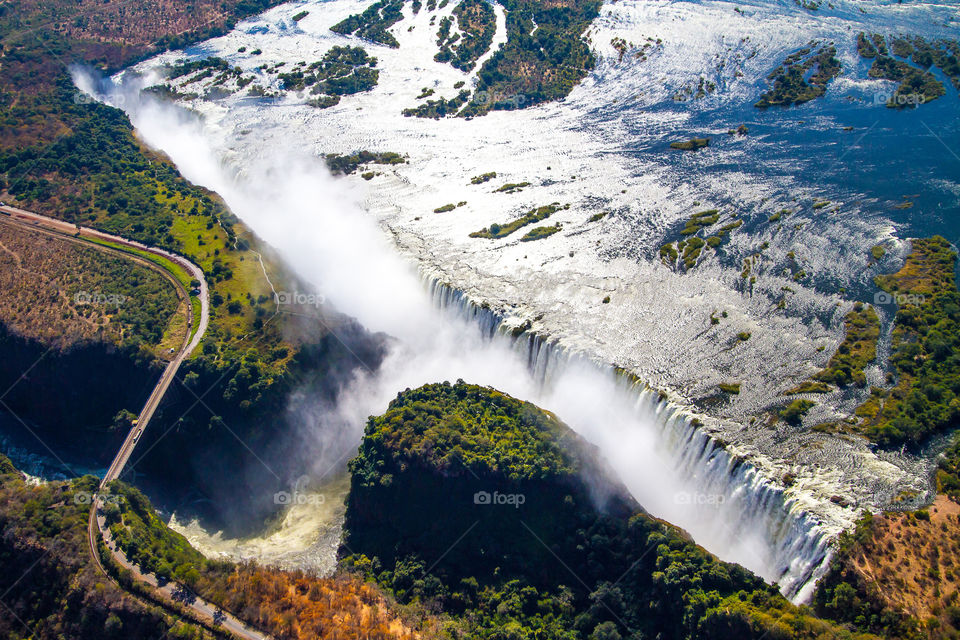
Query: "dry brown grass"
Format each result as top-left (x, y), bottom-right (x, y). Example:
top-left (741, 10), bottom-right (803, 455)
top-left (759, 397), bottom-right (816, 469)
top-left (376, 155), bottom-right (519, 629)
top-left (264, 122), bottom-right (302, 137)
top-left (7, 0), bottom-right (248, 51)
top-left (849, 496), bottom-right (960, 631)
top-left (0, 220), bottom-right (183, 350)
top-left (207, 566), bottom-right (441, 640)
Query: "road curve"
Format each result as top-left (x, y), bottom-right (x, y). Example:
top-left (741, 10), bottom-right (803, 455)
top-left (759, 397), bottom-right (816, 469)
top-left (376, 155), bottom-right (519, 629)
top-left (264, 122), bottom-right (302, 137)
top-left (0, 204), bottom-right (269, 638)
top-left (0, 204), bottom-right (209, 483)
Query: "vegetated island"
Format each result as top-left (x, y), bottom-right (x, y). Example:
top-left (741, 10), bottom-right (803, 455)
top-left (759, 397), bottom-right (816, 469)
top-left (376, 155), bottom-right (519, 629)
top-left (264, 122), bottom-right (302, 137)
top-left (670, 137), bottom-right (710, 150)
top-left (470, 203), bottom-right (568, 239)
top-left (333, 0), bottom-right (602, 117)
top-left (857, 33), bottom-right (957, 108)
top-left (659, 209), bottom-right (743, 270)
top-left (324, 150), bottom-right (407, 175)
top-left (277, 46), bottom-right (380, 109)
top-left (754, 42), bottom-right (841, 108)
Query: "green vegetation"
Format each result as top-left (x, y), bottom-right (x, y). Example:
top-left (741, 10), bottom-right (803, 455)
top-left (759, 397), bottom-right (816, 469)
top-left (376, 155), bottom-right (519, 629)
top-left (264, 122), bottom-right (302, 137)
top-left (660, 242), bottom-right (679, 264)
top-left (105, 481), bottom-right (209, 585)
top-left (681, 236), bottom-right (706, 268)
top-left (785, 381), bottom-right (832, 395)
top-left (520, 223), bottom-right (561, 241)
top-left (780, 399), bottom-right (815, 424)
top-left (470, 203), bottom-right (566, 239)
top-left (719, 382), bottom-right (741, 394)
top-left (871, 245), bottom-right (887, 260)
top-left (660, 210), bottom-right (741, 271)
top-left (588, 211), bottom-right (608, 222)
top-left (278, 46), bottom-right (379, 98)
top-left (937, 434), bottom-right (960, 502)
top-left (86, 237), bottom-right (201, 339)
top-left (718, 219), bottom-right (744, 235)
top-left (495, 181), bottom-right (531, 193)
top-left (325, 150), bottom-right (407, 175)
top-left (853, 237), bottom-right (960, 447)
top-left (681, 209), bottom-right (720, 235)
top-left (165, 56), bottom-right (232, 80)
top-left (350, 382), bottom-right (576, 481)
top-left (435, 0), bottom-right (496, 72)
top-left (343, 382), bottom-right (880, 640)
top-left (858, 34), bottom-right (957, 108)
top-left (292, 10), bottom-right (309, 21)
top-left (0, 464), bottom-right (210, 639)
top-left (814, 303), bottom-right (880, 388)
top-left (434, 203), bottom-right (457, 213)
top-left (670, 137), bottom-right (710, 150)
top-left (307, 95), bottom-right (341, 109)
top-left (755, 44), bottom-right (841, 108)
top-left (470, 171), bottom-right (497, 184)
top-left (461, 0), bottom-right (602, 116)
top-left (402, 89), bottom-right (472, 118)
top-left (331, 0), bottom-right (405, 48)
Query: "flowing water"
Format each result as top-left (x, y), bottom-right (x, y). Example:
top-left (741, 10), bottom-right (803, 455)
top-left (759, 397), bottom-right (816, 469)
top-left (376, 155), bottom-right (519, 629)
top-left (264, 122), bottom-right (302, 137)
top-left (64, 0), bottom-right (960, 601)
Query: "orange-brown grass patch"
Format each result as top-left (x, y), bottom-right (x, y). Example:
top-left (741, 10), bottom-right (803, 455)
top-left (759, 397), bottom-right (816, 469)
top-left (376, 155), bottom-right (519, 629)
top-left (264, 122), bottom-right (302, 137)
top-left (846, 497), bottom-right (960, 633)
top-left (209, 566), bottom-right (441, 640)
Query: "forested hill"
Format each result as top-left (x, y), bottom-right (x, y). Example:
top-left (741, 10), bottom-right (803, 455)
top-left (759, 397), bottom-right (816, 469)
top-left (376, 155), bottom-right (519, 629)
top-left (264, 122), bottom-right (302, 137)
top-left (341, 381), bottom-right (879, 640)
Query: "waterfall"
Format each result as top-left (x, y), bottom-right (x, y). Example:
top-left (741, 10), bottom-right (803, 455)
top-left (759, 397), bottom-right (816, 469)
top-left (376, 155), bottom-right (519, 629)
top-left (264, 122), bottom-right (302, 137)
top-left (424, 276), bottom-right (834, 603)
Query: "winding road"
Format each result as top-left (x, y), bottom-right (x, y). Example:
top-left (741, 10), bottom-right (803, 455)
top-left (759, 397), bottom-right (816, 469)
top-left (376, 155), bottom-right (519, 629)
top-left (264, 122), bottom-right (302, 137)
top-left (0, 204), bottom-right (270, 640)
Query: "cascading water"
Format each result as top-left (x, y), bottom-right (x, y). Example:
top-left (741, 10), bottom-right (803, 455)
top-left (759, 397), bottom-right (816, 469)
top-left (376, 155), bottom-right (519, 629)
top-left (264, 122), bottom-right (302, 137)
top-left (426, 278), bottom-right (835, 603)
top-left (78, 70), bottom-right (839, 605)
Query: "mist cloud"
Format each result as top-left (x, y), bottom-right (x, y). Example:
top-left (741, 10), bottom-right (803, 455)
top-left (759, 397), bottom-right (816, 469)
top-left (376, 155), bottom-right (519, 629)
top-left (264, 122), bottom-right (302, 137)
top-left (72, 66), bottom-right (813, 594)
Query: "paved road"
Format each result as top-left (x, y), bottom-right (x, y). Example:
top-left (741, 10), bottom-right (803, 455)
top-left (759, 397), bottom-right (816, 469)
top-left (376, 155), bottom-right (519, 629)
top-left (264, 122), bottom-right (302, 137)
top-left (0, 203), bottom-right (269, 638)
top-left (0, 204), bottom-right (209, 482)
top-left (94, 500), bottom-right (270, 640)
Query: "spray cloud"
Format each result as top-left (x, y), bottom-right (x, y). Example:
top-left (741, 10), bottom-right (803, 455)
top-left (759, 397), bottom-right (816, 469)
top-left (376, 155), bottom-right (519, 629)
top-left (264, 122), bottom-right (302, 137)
top-left (72, 67), bottom-right (827, 600)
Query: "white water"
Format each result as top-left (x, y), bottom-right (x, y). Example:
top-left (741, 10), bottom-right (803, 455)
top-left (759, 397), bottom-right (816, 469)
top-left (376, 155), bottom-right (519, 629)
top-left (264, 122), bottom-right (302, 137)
top-left (75, 67), bottom-right (835, 601)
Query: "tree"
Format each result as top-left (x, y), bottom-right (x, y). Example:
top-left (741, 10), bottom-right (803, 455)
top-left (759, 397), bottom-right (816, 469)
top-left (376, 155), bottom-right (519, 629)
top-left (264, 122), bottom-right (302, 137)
top-left (590, 622), bottom-right (621, 640)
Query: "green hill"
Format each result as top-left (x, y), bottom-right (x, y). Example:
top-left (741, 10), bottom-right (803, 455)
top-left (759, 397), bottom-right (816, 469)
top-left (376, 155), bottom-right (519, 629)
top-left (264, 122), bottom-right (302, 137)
top-left (342, 381), bottom-right (877, 640)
